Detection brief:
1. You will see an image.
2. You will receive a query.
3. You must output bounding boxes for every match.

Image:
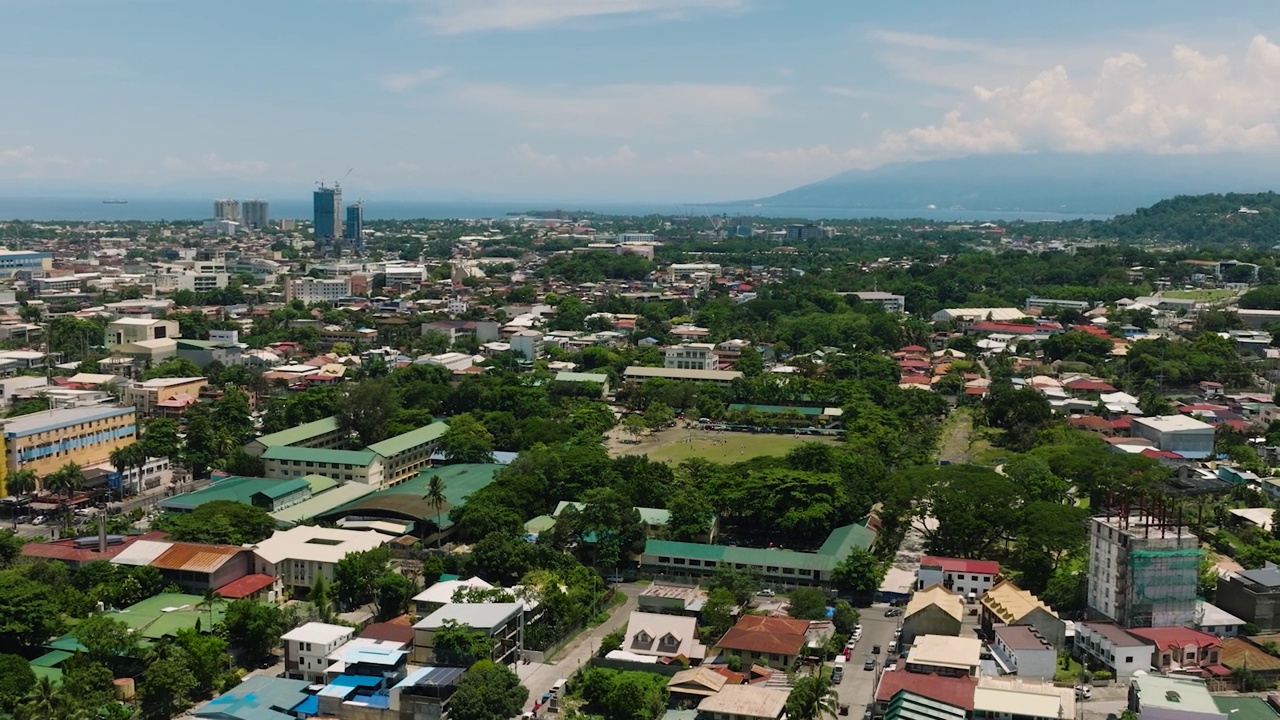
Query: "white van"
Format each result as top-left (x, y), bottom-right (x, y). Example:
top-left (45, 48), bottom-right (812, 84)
top-left (832, 656), bottom-right (846, 682)
top-left (887, 641), bottom-right (898, 655)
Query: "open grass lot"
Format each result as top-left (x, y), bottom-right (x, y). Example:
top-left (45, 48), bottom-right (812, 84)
top-left (609, 426), bottom-right (841, 464)
top-left (1162, 289), bottom-right (1237, 301)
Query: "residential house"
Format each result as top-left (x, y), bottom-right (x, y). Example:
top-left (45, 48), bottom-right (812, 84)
top-left (104, 317), bottom-right (178, 349)
top-left (901, 584), bottom-right (964, 646)
top-left (715, 615), bottom-right (810, 670)
top-left (1074, 622), bottom-right (1152, 678)
top-left (1128, 627), bottom-right (1222, 673)
top-left (991, 625), bottom-right (1056, 679)
top-left (281, 622), bottom-right (355, 682)
top-left (667, 666), bottom-right (728, 702)
top-left (193, 676), bottom-right (311, 720)
top-left (905, 635), bottom-right (982, 678)
top-left (411, 603), bottom-right (524, 666)
top-left (918, 556), bottom-right (1000, 599)
top-left (637, 584), bottom-right (709, 617)
top-left (696, 685), bottom-right (789, 720)
top-left (1197, 600), bottom-right (1246, 638)
top-left (623, 611), bottom-right (706, 662)
top-left (123, 376), bottom-right (207, 415)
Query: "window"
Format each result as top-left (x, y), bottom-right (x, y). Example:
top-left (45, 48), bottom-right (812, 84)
top-left (658, 557), bottom-right (671, 564)
top-left (1125, 656), bottom-right (1133, 663)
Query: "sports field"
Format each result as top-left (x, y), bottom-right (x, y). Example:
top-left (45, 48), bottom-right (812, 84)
top-left (608, 426), bottom-right (841, 464)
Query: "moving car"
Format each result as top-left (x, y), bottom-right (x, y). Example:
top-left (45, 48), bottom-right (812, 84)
top-left (884, 608), bottom-right (902, 617)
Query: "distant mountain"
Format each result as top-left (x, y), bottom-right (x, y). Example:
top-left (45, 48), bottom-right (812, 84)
top-left (745, 152), bottom-right (1280, 216)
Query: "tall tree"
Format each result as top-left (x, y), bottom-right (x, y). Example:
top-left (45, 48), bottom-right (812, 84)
top-left (333, 547), bottom-right (391, 610)
top-left (785, 675), bottom-right (839, 720)
top-left (336, 378), bottom-right (399, 446)
top-left (831, 548), bottom-right (888, 596)
top-left (438, 413), bottom-right (496, 463)
top-left (424, 473), bottom-right (447, 546)
top-left (223, 599), bottom-right (286, 662)
top-left (448, 660), bottom-right (528, 720)
top-left (4, 469), bottom-right (37, 498)
top-left (433, 620), bottom-right (496, 667)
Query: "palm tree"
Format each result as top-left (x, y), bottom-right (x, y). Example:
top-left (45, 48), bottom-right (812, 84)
top-left (53, 462), bottom-right (83, 500)
top-left (22, 676), bottom-right (60, 719)
top-left (423, 474), bottom-right (447, 547)
top-left (198, 588), bottom-right (223, 629)
top-left (5, 469), bottom-right (38, 498)
top-left (785, 675), bottom-right (839, 720)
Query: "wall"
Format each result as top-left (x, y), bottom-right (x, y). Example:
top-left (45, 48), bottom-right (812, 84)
top-left (1216, 577), bottom-right (1279, 631)
top-left (8, 412), bottom-right (138, 482)
top-left (900, 606), bottom-right (962, 646)
top-left (1010, 647), bottom-right (1056, 679)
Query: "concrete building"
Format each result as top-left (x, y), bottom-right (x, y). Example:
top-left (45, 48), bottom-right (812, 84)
top-left (1216, 563), bottom-right (1280, 632)
top-left (1074, 622), bottom-right (1152, 678)
top-left (105, 317), bottom-right (179, 349)
top-left (1128, 672), bottom-right (1226, 720)
top-left (244, 416), bottom-right (349, 457)
top-left (314, 185), bottom-right (342, 239)
top-left (1130, 416), bottom-right (1215, 460)
top-left (412, 577), bottom-right (494, 615)
top-left (123, 376), bottom-right (207, 415)
top-left (905, 635), bottom-right (983, 677)
top-left (1129, 627), bottom-right (1222, 674)
top-left (214, 199), bottom-right (240, 221)
top-left (112, 538), bottom-right (252, 593)
top-left (848, 291), bottom-right (906, 313)
top-left (241, 199), bottom-right (269, 229)
top-left (284, 276), bottom-right (352, 305)
top-left (623, 366), bottom-right (743, 388)
top-left (1025, 297), bottom-right (1091, 312)
top-left (0, 249), bottom-right (53, 279)
top-left (901, 584), bottom-right (964, 645)
top-left (411, 603), bottom-right (524, 666)
top-left (1, 406), bottom-right (137, 490)
top-left (930, 307), bottom-right (1029, 324)
top-left (282, 622), bottom-right (355, 682)
top-left (991, 625), bottom-right (1056, 679)
top-left (509, 330), bottom-right (543, 360)
top-left (663, 343), bottom-right (719, 371)
top-left (918, 556), bottom-right (1000, 599)
top-left (1087, 516), bottom-right (1201, 628)
top-left (250, 526), bottom-right (389, 595)
top-left (262, 446), bottom-right (384, 486)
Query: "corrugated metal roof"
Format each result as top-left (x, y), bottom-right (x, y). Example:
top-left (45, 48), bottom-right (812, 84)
top-left (151, 542), bottom-right (245, 573)
top-left (112, 539), bottom-right (173, 566)
top-left (262, 445), bottom-right (379, 465)
top-left (365, 421), bottom-right (448, 458)
top-left (251, 416), bottom-right (341, 448)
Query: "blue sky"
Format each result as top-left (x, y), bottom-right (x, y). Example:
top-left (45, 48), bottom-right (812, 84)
top-left (5, 0), bottom-right (1280, 202)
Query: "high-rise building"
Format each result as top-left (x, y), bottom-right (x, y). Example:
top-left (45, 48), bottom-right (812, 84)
top-left (242, 200), bottom-right (269, 229)
top-left (214, 199), bottom-right (240, 222)
top-left (344, 203), bottom-right (363, 243)
top-left (313, 185), bottom-right (342, 239)
top-left (1086, 515), bottom-right (1201, 628)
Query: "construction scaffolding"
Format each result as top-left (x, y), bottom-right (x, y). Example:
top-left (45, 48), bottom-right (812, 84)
top-left (1124, 546), bottom-right (1202, 629)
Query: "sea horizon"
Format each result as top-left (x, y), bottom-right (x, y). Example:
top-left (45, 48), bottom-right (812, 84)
top-left (0, 196), bottom-right (1113, 224)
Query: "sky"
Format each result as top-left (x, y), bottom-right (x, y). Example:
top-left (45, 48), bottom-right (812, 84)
top-left (5, 0), bottom-right (1280, 202)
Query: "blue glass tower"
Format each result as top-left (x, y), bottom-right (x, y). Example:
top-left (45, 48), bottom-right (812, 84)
top-left (344, 203), bottom-right (363, 243)
top-left (313, 185), bottom-right (342, 239)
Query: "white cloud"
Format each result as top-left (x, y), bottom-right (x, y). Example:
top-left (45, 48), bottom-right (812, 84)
top-left (0, 145), bottom-right (97, 177)
top-left (202, 153), bottom-right (268, 175)
top-left (516, 143), bottom-right (562, 171)
top-left (415, 0), bottom-right (745, 34)
top-left (456, 82), bottom-right (777, 137)
top-left (380, 66), bottom-right (449, 93)
top-left (572, 145), bottom-right (637, 171)
top-left (753, 34), bottom-right (1280, 173)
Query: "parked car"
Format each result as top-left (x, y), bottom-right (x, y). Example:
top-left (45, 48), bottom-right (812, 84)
top-left (605, 575), bottom-right (624, 584)
top-left (845, 639), bottom-right (857, 650)
top-left (31, 515), bottom-right (46, 526)
top-left (757, 589), bottom-right (775, 597)
top-left (863, 657), bottom-right (876, 670)
top-left (1075, 685), bottom-right (1091, 700)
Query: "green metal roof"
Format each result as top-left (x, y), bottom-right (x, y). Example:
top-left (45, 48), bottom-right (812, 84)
top-left (252, 478), bottom-right (311, 500)
top-left (366, 421), bottom-right (449, 458)
top-left (160, 476), bottom-right (307, 512)
top-left (645, 521), bottom-right (877, 573)
top-left (555, 372), bottom-right (609, 384)
top-left (30, 649), bottom-right (73, 668)
top-left (262, 445), bottom-right (379, 466)
top-left (524, 515), bottom-right (557, 534)
top-left (316, 463), bottom-right (501, 526)
top-left (727, 403), bottom-right (828, 416)
top-left (102, 593), bottom-right (225, 640)
top-left (886, 691), bottom-right (967, 720)
top-left (30, 666), bottom-right (62, 683)
top-left (1213, 697), bottom-right (1279, 720)
top-left (251, 416), bottom-right (342, 449)
top-left (270, 482), bottom-right (379, 526)
top-left (302, 474), bottom-right (339, 494)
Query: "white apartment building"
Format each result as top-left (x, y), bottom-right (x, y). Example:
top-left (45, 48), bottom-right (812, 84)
top-left (250, 526), bottom-right (390, 595)
top-left (1074, 622), bottom-right (1151, 678)
top-left (281, 622), bottom-right (354, 683)
top-left (663, 343), bottom-right (719, 371)
top-left (849, 291), bottom-right (907, 314)
top-left (105, 317), bottom-right (179, 349)
top-left (510, 330), bottom-right (543, 360)
top-left (285, 276), bottom-right (352, 305)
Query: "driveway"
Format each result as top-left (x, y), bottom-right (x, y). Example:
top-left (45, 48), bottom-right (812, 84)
top-left (518, 583), bottom-right (638, 711)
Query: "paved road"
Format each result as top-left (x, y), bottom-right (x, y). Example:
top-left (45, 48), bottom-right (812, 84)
top-left (516, 583), bottom-right (639, 712)
top-left (832, 603), bottom-right (900, 715)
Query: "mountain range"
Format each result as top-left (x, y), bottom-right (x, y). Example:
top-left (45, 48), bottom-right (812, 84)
top-left (744, 152), bottom-right (1280, 216)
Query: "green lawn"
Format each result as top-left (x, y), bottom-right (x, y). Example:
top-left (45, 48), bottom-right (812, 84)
top-left (1163, 289), bottom-right (1237, 301)
top-left (619, 429), bottom-right (840, 464)
top-left (1054, 655), bottom-right (1085, 685)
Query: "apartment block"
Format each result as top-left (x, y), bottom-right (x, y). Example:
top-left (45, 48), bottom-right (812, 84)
top-left (663, 343), bottom-right (719, 370)
top-left (105, 317), bottom-right (179, 349)
top-left (284, 276), bottom-right (351, 305)
top-left (1, 406), bottom-right (138, 489)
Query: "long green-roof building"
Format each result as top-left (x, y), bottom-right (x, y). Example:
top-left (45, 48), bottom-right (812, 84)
top-left (640, 519), bottom-right (877, 589)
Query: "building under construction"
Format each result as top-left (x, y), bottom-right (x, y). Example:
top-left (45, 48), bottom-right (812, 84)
top-left (1086, 514), bottom-right (1201, 628)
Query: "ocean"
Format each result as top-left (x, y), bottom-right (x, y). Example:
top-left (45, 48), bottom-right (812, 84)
top-left (0, 197), bottom-right (1112, 223)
